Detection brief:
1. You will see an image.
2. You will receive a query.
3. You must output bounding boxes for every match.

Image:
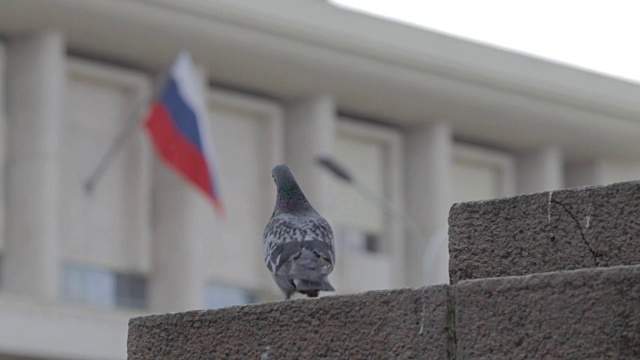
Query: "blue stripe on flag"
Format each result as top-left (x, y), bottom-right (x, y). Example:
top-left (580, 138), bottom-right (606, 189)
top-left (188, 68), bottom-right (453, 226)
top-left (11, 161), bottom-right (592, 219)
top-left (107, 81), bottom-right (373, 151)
top-left (160, 78), bottom-right (203, 151)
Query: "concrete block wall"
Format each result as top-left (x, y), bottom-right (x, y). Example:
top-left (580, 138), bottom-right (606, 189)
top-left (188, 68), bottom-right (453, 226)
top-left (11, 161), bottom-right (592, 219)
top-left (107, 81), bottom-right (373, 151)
top-left (129, 287), bottom-right (450, 359)
top-left (449, 180), bottom-right (640, 283)
top-left (453, 265), bottom-right (639, 359)
top-left (128, 181), bottom-right (640, 359)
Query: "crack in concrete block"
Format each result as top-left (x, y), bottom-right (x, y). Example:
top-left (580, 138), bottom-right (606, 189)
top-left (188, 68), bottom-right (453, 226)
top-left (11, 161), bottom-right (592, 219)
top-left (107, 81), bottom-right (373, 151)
top-left (551, 197), bottom-right (600, 266)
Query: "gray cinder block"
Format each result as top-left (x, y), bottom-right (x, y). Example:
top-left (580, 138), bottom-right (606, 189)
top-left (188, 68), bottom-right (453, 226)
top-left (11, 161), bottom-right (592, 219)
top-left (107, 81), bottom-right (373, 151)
top-left (449, 181), bottom-right (640, 284)
top-left (454, 265), bottom-right (640, 359)
top-left (128, 286), bottom-right (450, 360)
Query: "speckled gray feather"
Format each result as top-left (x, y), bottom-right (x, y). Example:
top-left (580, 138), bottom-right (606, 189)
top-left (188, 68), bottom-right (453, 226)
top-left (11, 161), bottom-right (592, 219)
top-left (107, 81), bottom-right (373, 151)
top-left (263, 164), bottom-right (335, 299)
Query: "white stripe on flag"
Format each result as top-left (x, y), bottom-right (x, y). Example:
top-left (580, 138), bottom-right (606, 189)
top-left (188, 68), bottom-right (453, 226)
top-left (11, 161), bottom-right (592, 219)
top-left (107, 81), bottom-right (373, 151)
top-left (171, 50), bottom-right (223, 200)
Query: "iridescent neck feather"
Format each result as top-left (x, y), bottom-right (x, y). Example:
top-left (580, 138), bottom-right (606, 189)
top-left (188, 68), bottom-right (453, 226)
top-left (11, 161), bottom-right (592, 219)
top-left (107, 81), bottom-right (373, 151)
top-left (275, 179), bottom-right (313, 214)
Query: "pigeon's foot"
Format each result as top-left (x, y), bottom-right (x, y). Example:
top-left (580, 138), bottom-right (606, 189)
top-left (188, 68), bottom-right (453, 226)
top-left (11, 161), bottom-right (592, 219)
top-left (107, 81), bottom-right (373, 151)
top-left (301, 290), bottom-right (319, 298)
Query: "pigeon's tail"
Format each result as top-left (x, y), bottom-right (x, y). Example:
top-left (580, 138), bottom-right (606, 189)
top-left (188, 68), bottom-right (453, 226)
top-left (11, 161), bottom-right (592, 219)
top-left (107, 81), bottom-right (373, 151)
top-left (281, 247), bottom-right (335, 298)
top-left (289, 248), bottom-right (333, 278)
top-left (293, 277), bottom-right (335, 293)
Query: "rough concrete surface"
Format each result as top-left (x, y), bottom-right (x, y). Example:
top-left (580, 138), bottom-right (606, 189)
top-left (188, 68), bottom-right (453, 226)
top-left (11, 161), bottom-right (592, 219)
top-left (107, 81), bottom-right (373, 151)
top-left (449, 180), bottom-right (640, 284)
top-left (129, 266), bottom-right (639, 359)
top-left (128, 286), bottom-right (449, 359)
top-left (454, 264), bottom-right (640, 359)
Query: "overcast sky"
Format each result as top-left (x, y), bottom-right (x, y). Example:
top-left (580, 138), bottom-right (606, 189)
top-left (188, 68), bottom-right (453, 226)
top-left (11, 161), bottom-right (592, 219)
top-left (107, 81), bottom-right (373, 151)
top-left (331, 0), bottom-right (640, 84)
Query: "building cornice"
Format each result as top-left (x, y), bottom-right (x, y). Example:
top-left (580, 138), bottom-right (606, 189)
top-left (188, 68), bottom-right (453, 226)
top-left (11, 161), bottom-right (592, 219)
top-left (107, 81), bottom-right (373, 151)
top-left (1, 0), bottom-right (639, 159)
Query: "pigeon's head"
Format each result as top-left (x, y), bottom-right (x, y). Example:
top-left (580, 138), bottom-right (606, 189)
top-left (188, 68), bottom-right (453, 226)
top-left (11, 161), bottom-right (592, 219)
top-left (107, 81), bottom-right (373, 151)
top-left (271, 164), bottom-right (312, 212)
top-left (271, 164), bottom-right (295, 187)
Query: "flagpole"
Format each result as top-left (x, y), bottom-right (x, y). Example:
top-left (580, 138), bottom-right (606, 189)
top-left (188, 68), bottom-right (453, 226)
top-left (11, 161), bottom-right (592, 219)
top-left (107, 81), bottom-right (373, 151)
top-left (83, 53), bottom-right (178, 194)
top-left (83, 94), bottom-right (152, 193)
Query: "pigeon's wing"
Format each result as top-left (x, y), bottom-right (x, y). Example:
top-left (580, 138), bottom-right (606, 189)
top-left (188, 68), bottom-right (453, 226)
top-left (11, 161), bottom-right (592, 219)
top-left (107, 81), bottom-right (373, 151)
top-left (263, 214), bottom-right (335, 278)
top-left (302, 217), bottom-right (335, 271)
top-left (263, 215), bottom-right (301, 274)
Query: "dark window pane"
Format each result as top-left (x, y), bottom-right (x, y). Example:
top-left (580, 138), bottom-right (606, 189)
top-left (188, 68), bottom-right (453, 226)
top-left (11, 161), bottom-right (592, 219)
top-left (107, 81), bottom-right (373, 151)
top-left (365, 232), bottom-right (380, 253)
top-left (115, 273), bottom-right (147, 309)
top-left (338, 225), bottom-right (382, 254)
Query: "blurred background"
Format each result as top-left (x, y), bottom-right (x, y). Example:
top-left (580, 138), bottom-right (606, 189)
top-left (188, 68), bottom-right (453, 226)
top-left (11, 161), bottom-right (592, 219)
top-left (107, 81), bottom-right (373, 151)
top-left (1, 0), bottom-right (640, 359)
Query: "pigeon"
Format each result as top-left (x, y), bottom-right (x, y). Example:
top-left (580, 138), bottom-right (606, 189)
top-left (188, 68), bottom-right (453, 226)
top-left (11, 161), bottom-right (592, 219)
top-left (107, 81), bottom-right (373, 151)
top-left (263, 164), bottom-right (336, 300)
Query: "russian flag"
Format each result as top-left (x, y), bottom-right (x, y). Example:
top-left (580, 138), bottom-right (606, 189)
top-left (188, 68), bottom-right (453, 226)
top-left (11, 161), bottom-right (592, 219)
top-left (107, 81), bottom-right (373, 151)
top-left (144, 50), bottom-right (223, 214)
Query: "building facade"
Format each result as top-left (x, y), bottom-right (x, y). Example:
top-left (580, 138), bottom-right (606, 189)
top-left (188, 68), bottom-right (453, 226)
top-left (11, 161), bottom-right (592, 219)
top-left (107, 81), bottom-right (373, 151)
top-left (1, 1), bottom-right (640, 359)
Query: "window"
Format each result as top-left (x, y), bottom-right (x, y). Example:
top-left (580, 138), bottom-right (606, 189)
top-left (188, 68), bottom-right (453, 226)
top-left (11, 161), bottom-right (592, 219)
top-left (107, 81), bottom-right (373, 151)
top-left (204, 284), bottom-right (256, 309)
top-left (329, 119), bottom-right (403, 256)
top-left (202, 89), bottom-right (284, 292)
top-left (62, 263), bottom-right (147, 310)
top-left (331, 128), bottom-right (387, 255)
top-left (326, 119), bottom-right (403, 292)
top-left (60, 59), bottom-right (152, 275)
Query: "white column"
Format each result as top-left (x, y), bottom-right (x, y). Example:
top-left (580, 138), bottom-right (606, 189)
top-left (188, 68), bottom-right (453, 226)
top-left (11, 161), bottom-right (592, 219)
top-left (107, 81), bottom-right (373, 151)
top-left (148, 164), bottom-right (205, 312)
top-left (4, 31), bottom-right (65, 300)
top-left (284, 94), bottom-right (336, 214)
top-left (404, 122), bottom-right (453, 286)
top-left (0, 42), bottom-right (6, 252)
top-left (516, 145), bottom-right (564, 194)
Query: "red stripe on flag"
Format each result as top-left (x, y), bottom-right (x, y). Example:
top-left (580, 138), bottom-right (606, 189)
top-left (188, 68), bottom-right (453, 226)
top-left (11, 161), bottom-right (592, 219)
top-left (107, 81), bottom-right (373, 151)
top-left (144, 102), bottom-right (218, 205)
